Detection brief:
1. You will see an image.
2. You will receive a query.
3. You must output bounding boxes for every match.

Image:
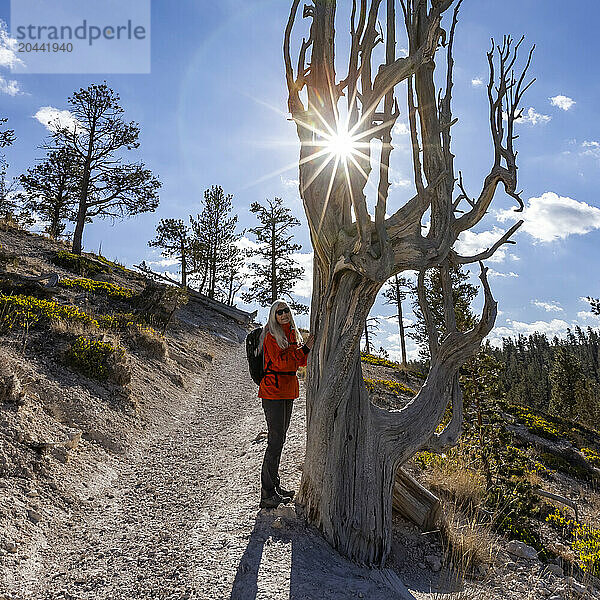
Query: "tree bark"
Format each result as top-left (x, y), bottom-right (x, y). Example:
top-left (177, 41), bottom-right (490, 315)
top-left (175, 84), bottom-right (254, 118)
top-left (181, 241), bottom-right (187, 288)
top-left (284, 0), bottom-right (530, 567)
top-left (71, 199), bottom-right (87, 255)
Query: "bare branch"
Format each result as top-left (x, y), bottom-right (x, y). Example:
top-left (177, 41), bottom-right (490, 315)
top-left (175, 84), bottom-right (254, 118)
top-left (284, 0), bottom-right (305, 116)
top-left (450, 220), bottom-right (523, 265)
top-left (453, 37), bottom-right (533, 234)
top-left (421, 374), bottom-right (463, 452)
top-left (407, 76), bottom-right (425, 195)
top-left (370, 13), bottom-right (441, 114)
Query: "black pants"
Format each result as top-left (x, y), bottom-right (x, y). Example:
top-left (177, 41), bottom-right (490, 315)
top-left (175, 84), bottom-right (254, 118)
top-left (260, 398), bottom-right (294, 498)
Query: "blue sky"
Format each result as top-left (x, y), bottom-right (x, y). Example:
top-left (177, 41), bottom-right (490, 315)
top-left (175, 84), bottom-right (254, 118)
top-left (1, 0), bottom-right (599, 361)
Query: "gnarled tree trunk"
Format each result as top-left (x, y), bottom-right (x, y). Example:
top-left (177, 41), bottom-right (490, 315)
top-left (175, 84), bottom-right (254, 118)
top-left (284, 0), bottom-right (533, 566)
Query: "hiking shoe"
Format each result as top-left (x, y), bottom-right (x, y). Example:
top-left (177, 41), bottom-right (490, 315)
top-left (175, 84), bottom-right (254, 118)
top-left (259, 492), bottom-right (290, 509)
top-left (276, 485), bottom-right (295, 500)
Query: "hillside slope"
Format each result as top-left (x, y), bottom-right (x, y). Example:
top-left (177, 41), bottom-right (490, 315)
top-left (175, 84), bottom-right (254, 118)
top-left (1, 226), bottom-right (599, 600)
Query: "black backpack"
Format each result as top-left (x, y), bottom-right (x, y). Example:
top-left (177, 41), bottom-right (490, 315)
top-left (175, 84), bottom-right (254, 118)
top-left (246, 327), bottom-right (265, 385)
top-left (245, 327), bottom-right (296, 387)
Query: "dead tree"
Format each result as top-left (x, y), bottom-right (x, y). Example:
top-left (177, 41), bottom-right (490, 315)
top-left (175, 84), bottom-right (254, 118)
top-left (284, 0), bottom-right (531, 566)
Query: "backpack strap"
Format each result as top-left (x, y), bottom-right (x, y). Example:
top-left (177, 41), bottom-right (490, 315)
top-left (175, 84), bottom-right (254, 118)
top-left (263, 359), bottom-right (296, 388)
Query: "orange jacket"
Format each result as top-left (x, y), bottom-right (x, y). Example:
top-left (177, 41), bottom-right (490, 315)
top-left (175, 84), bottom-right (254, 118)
top-left (258, 322), bottom-right (309, 400)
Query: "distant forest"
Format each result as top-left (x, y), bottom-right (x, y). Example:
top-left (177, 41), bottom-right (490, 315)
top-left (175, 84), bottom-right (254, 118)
top-left (483, 327), bottom-right (600, 430)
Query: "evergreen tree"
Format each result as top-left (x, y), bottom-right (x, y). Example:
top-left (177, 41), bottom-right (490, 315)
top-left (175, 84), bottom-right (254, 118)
top-left (190, 185), bottom-right (241, 300)
top-left (587, 296), bottom-right (600, 316)
top-left (382, 274), bottom-right (411, 366)
top-left (0, 157), bottom-right (32, 229)
top-left (409, 265), bottom-right (478, 359)
top-left (219, 241), bottom-right (245, 306)
top-left (45, 82), bottom-right (161, 254)
top-left (363, 315), bottom-right (381, 354)
top-left (0, 118), bottom-right (15, 148)
top-left (241, 197), bottom-right (307, 314)
top-left (549, 346), bottom-right (584, 421)
top-left (148, 218), bottom-right (194, 287)
top-left (0, 118), bottom-right (22, 223)
top-left (20, 147), bottom-right (81, 239)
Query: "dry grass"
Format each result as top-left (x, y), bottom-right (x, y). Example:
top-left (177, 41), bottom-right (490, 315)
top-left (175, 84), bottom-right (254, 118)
top-left (49, 319), bottom-right (97, 337)
top-left (126, 325), bottom-right (168, 360)
top-left (422, 454), bottom-right (486, 510)
top-left (439, 500), bottom-right (499, 573)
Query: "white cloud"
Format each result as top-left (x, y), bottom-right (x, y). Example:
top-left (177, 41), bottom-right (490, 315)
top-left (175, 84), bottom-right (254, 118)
top-left (488, 269), bottom-right (518, 278)
top-left (33, 106), bottom-right (79, 133)
top-left (487, 315), bottom-right (600, 348)
top-left (280, 175), bottom-right (299, 188)
top-left (471, 78), bottom-right (484, 87)
top-left (531, 299), bottom-right (564, 312)
top-left (391, 176), bottom-right (411, 188)
top-left (549, 95), bottom-right (575, 111)
top-left (147, 258), bottom-right (180, 268)
top-left (496, 191), bottom-right (600, 242)
top-left (577, 311), bottom-right (600, 322)
top-left (487, 318), bottom-right (571, 346)
top-left (393, 122), bottom-right (410, 136)
top-left (291, 251), bottom-right (313, 298)
top-left (236, 235), bottom-right (261, 253)
top-left (504, 107), bottom-right (551, 126)
top-left (580, 140), bottom-right (600, 159)
top-left (455, 227), bottom-right (513, 263)
top-left (0, 75), bottom-right (21, 96)
top-left (0, 20), bottom-right (24, 69)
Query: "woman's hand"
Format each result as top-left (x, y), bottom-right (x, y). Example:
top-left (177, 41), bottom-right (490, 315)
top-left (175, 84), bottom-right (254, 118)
top-left (305, 334), bottom-right (315, 349)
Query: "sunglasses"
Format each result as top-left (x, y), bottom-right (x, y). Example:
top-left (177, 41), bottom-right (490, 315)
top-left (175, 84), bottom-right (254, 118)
top-left (276, 307), bottom-right (290, 316)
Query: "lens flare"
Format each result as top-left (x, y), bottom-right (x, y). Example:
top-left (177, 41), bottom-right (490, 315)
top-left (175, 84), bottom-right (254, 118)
top-left (325, 125), bottom-right (356, 159)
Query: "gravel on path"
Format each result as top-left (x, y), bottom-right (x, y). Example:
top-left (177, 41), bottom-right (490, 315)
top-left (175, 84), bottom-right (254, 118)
top-left (6, 341), bottom-right (420, 600)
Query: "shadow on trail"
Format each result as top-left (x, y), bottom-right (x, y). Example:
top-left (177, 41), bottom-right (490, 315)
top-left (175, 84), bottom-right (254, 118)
top-left (230, 504), bottom-right (458, 600)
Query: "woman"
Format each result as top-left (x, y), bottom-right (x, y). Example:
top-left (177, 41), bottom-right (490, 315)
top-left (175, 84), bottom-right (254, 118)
top-left (258, 299), bottom-right (314, 509)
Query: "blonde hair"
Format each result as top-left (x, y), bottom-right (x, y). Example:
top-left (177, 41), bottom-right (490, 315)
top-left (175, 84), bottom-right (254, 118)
top-left (259, 299), bottom-right (301, 350)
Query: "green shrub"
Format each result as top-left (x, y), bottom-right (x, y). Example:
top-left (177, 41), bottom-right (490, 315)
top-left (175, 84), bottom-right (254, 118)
top-left (95, 254), bottom-right (131, 273)
top-left (546, 509), bottom-right (600, 576)
top-left (581, 447), bottom-right (600, 468)
top-left (360, 352), bottom-right (426, 378)
top-left (52, 250), bottom-right (108, 276)
top-left (364, 377), bottom-right (416, 396)
top-left (59, 277), bottom-right (134, 299)
top-left (0, 294), bottom-right (99, 332)
top-left (508, 404), bottom-right (562, 440)
top-left (65, 336), bottom-right (130, 384)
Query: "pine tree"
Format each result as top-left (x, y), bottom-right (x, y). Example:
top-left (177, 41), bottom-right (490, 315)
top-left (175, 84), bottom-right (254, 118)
top-left (363, 315), bottom-right (381, 354)
top-left (190, 185), bottom-right (241, 300)
top-left (382, 274), bottom-right (411, 366)
top-left (20, 147), bottom-right (81, 239)
top-left (45, 82), bottom-right (161, 254)
top-left (0, 118), bottom-right (15, 149)
top-left (242, 197), bottom-right (307, 314)
top-left (549, 345), bottom-right (584, 421)
top-left (220, 241), bottom-right (245, 306)
top-left (0, 119), bottom-right (22, 224)
top-left (148, 218), bottom-right (194, 287)
top-left (0, 157), bottom-right (32, 229)
top-left (409, 265), bottom-right (478, 360)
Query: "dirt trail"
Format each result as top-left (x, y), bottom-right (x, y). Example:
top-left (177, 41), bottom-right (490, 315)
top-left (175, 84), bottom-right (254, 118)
top-left (6, 340), bottom-right (421, 600)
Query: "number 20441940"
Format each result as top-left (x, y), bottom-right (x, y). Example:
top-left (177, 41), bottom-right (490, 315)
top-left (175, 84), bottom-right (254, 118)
top-left (18, 43), bottom-right (73, 53)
